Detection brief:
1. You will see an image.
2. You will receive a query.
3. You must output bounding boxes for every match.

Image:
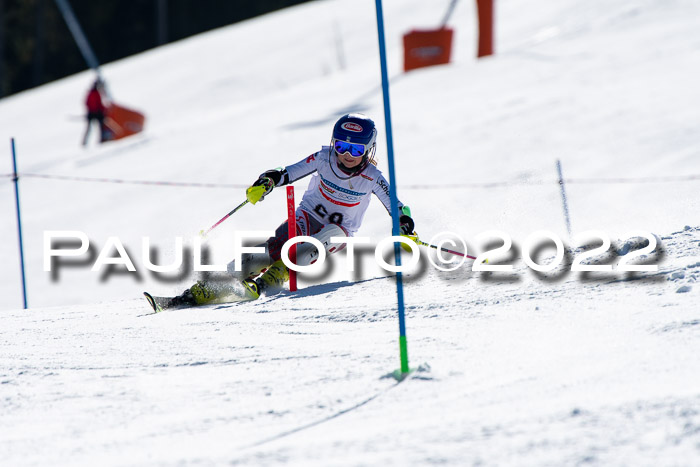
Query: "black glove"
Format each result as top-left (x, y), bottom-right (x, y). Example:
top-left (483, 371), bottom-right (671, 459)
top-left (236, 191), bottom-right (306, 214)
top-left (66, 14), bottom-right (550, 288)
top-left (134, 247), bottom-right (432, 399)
top-left (252, 176), bottom-right (274, 196)
top-left (255, 169), bottom-right (287, 188)
top-left (399, 214), bottom-right (415, 235)
top-left (249, 169), bottom-right (286, 203)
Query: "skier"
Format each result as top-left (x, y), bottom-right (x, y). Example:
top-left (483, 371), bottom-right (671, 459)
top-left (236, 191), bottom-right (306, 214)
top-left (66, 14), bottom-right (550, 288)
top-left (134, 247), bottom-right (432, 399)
top-left (82, 79), bottom-right (107, 146)
top-left (158, 113), bottom-right (415, 308)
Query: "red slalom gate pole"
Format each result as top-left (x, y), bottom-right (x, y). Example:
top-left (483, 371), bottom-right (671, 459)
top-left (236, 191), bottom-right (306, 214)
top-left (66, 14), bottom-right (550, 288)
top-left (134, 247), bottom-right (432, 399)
top-left (476, 0), bottom-right (494, 58)
top-left (286, 186), bottom-right (297, 291)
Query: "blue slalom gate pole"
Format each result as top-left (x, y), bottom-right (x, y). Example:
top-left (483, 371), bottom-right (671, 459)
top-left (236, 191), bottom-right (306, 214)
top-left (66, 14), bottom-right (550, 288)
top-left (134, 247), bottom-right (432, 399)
top-left (10, 138), bottom-right (28, 309)
top-left (375, 0), bottom-right (409, 376)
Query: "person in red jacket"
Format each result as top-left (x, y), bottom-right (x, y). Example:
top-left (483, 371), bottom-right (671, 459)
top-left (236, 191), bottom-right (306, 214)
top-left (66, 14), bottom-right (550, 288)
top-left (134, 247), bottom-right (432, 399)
top-left (82, 79), bottom-right (107, 146)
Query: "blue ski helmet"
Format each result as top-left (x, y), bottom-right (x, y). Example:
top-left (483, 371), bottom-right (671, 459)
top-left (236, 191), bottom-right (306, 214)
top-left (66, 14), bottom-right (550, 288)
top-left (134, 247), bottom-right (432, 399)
top-left (331, 113), bottom-right (377, 175)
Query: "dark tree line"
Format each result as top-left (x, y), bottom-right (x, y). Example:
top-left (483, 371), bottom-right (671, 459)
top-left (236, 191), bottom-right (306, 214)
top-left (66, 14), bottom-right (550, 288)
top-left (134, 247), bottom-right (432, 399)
top-left (0, 0), bottom-right (313, 98)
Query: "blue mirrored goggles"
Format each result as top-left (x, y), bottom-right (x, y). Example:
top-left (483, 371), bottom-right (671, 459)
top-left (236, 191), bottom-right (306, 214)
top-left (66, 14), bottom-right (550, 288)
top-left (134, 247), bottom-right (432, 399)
top-left (333, 139), bottom-right (366, 158)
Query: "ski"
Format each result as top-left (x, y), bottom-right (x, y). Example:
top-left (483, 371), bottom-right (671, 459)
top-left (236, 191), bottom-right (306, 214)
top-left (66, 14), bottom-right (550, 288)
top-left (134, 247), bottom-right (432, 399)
top-left (142, 290), bottom-right (200, 312)
top-left (143, 292), bottom-right (167, 313)
top-left (142, 283), bottom-right (259, 314)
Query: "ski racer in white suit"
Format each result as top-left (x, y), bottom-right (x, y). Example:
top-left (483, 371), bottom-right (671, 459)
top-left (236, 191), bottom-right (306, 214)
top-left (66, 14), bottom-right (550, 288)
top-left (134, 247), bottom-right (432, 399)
top-left (188, 113), bottom-right (415, 303)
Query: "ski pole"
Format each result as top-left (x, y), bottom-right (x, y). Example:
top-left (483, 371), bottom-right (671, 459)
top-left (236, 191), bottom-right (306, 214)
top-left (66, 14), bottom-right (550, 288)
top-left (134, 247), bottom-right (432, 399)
top-left (198, 183), bottom-right (272, 237)
top-left (411, 235), bottom-right (478, 260)
top-left (199, 199), bottom-right (248, 237)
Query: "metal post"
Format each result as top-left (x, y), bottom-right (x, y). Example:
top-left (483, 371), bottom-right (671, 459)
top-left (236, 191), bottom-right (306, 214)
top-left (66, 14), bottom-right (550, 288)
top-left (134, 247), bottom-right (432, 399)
top-left (375, 0), bottom-right (409, 376)
top-left (53, 0), bottom-right (102, 74)
top-left (33, 0), bottom-right (46, 86)
top-left (441, 0), bottom-right (459, 28)
top-left (556, 159), bottom-right (572, 238)
top-left (0, 0), bottom-right (5, 98)
top-left (11, 138), bottom-right (28, 309)
top-left (156, 0), bottom-right (168, 46)
top-left (333, 20), bottom-right (346, 71)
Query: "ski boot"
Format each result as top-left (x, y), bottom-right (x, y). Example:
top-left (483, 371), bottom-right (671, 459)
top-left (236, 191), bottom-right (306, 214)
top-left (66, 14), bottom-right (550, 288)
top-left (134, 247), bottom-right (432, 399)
top-left (189, 280), bottom-right (220, 305)
top-left (167, 287), bottom-right (198, 307)
top-left (143, 286), bottom-right (197, 313)
top-left (242, 260), bottom-right (289, 300)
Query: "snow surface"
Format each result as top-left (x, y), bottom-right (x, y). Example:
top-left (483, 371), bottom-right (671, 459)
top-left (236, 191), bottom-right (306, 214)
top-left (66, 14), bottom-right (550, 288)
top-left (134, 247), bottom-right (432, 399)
top-left (1, 0), bottom-right (699, 465)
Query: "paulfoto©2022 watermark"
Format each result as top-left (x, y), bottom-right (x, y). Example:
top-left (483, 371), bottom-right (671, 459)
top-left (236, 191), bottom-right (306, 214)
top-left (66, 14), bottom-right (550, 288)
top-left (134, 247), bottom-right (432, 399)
top-left (43, 229), bottom-right (661, 283)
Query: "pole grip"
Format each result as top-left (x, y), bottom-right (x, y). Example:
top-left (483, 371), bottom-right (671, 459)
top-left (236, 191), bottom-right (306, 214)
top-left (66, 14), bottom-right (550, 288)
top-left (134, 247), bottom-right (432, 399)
top-left (286, 186), bottom-right (297, 292)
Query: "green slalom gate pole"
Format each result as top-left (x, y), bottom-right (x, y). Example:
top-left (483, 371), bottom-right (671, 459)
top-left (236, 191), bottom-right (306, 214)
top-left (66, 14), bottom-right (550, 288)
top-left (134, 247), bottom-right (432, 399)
top-left (375, 0), bottom-right (409, 376)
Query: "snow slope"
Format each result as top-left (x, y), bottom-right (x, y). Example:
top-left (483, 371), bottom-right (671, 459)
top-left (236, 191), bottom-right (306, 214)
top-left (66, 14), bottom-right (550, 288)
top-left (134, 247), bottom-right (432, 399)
top-left (1, 0), bottom-right (699, 465)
